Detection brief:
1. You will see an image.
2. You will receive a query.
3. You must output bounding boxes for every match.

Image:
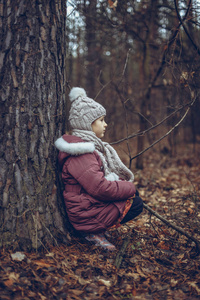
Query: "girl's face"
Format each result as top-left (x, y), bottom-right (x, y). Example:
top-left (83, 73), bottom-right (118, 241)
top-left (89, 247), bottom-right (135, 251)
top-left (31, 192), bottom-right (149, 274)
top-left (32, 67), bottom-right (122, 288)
top-left (92, 116), bottom-right (107, 138)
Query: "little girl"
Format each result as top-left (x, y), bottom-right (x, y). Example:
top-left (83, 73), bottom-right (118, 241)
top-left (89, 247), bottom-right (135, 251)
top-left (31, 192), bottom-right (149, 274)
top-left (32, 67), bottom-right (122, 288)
top-left (55, 87), bottom-right (143, 251)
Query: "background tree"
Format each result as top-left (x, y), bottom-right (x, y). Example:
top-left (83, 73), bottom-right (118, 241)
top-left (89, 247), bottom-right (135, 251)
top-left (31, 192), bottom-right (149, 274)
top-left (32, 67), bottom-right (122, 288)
top-left (0, 0), bottom-right (67, 250)
top-left (67, 0), bottom-right (200, 168)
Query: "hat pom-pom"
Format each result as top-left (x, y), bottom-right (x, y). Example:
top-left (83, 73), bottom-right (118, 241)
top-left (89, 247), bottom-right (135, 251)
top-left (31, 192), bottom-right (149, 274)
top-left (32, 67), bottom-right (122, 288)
top-left (69, 87), bottom-right (87, 102)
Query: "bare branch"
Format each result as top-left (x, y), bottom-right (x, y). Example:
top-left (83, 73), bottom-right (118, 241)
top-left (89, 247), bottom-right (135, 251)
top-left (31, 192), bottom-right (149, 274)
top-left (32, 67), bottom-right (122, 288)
top-left (174, 0), bottom-right (200, 56)
top-left (94, 80), bottom-right (112, 100)
top-left (149, 0), bottom-right (193, 91)
top-left (122, 48), bottom-right (131, 77)
top-left (112, 82), bottom-right (133, 166)
top-left (130, 95), bottom-right (197, 161)
top-left (111, 99), bottom-right (194, 145)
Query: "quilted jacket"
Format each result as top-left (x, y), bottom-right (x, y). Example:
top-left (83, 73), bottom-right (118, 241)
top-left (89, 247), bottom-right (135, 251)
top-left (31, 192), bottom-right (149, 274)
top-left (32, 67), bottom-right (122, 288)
top-left (55, 134), bottom-right (136, 233)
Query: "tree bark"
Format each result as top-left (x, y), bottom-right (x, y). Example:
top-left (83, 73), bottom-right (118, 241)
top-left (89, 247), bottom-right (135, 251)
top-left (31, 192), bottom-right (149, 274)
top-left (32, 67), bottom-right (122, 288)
top-left (0, 0), bottom-right (67, 250)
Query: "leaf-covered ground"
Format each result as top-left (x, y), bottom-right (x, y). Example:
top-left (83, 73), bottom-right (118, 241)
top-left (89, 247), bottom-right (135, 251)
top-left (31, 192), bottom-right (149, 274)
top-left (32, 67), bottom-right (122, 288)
top-left (0, 143), bottom-right (200, 300)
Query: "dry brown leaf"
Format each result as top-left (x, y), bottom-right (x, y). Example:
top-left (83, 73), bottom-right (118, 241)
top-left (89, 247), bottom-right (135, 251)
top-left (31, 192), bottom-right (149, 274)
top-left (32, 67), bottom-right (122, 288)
top-left (77, 276), bottom-right (91, 285)
top-left (45, 252), bottom-right (55, 257)
top-left (38, 292), bottom-right (47, 300)
top-left (187, 207), bottom-right (194, 215)
top-left (108, 0), bottom-right (118, 9)
top-left (68, 289), bottom-right (84, 295)
top-left (98, 278), bottom-right (112, 287)
top-left (9, 272), bottom-right (19, 281)
top-left (188, 282), bottom-right (200, 295)
top-left (125, 272), bottom-right (140, 280)
top-left (157, 241), bottom-right (170, 250)
top-left (136, 266), bottom-right (147, 278)
top-left (170, 279), bottom-right (178, 287)
top-left (33, 260), bottom-right (51, 268)
top-left (27, 291), bottom-right (37, 297)
top-left (4, 279), bottom-right (14, 287)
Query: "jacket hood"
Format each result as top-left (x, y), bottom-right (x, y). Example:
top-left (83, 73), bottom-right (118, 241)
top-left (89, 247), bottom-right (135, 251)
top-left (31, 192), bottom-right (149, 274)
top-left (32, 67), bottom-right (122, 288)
top-left (55, 134), bottom-right (95, 167)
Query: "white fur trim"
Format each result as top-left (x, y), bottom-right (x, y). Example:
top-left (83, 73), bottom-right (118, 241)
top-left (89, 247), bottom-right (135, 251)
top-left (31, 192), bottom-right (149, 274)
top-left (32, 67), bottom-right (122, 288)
top-left (69, 87), bottom-right (87, 102)
top-left (105, 172), bottom-right (120, 181)
top-left (55, 137), bottom-right (95, 155)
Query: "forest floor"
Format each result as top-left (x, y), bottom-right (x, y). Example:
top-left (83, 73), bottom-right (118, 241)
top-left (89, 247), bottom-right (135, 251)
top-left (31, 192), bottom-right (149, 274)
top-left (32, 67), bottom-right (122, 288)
top-left (0, 143), bottom-right (200, 300)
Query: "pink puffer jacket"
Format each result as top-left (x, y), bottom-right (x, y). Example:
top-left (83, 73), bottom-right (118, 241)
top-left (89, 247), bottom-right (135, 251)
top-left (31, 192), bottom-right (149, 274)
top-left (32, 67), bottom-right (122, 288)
top-left (55, 134), bottom-right (136, 233)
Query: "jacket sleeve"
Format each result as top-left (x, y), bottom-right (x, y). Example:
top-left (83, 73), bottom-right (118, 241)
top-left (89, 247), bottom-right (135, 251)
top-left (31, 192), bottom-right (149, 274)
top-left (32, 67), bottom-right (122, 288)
top-left (65, 153), bottom-right (136, 202)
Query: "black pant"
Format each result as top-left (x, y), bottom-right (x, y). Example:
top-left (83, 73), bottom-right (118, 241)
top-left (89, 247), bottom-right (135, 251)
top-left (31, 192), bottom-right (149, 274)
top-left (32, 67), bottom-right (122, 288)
top-left (120, 192), bottom-right (143, 224)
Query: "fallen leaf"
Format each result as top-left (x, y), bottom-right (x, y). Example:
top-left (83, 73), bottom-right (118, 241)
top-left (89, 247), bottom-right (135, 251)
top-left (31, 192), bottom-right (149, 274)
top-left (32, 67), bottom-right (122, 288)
top-left (45, 252), bottom-right (55, 257)
top-left (136, 266), bottom-right (147, 278)
top-left (33, 260), bottom-right (51, 268)
top-left (108, 0), bottom-right (118, 10)
top-left (188, 282), bottom-right (200, 295)
top-left (9, 272), bottom-right (19, 281)
top-left (171, 279), bottom-right (178, 287)
top-left (157, 241), bottom-right (170, 250)
top-left (68, 289), bottom-right (84, 295)
top-left (38, 292), bottom-right (47, 300)
top-left (98, 278), bottom-right (112, 287)
top-left (4, 279), bottom-right (13, 287)
top-left (77, 276), bottom-right (91, 285)
top-left (11, 252), bottom-right (26, 261)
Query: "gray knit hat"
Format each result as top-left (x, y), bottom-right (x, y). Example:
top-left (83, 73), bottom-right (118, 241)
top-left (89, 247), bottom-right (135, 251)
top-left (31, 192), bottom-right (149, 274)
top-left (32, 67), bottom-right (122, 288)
top-left (68, 87), bottom-right (106, 131)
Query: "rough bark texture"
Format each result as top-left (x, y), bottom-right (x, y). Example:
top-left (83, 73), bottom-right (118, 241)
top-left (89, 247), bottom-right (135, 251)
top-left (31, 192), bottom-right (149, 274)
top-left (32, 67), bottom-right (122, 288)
top-left (0, 0), bottom-right (67, 250)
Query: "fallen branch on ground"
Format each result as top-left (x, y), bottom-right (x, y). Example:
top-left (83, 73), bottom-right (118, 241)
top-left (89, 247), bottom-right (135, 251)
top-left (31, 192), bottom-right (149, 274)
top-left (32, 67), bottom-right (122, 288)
top-left (143, 203), bottom-right (200, 254)
top-left (114, 234), bottom-right (131, 269)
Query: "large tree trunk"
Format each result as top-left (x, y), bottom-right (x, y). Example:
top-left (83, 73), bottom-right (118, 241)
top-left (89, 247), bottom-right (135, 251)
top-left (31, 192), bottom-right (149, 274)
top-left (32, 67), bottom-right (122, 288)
top-left (0, 0), bottom-right (67, 250)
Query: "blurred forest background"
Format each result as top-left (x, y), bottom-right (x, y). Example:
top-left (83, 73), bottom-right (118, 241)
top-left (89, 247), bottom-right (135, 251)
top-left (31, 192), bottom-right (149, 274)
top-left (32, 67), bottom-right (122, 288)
top-left (65, 0), bottom-right (200, 169)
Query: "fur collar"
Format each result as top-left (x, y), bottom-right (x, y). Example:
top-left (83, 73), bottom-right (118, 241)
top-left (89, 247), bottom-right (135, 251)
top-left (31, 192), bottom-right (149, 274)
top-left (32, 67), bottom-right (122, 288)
top-left (55, 136), bottom-right (120, 182)
top-left (55, 136), bottom-right (95, 155)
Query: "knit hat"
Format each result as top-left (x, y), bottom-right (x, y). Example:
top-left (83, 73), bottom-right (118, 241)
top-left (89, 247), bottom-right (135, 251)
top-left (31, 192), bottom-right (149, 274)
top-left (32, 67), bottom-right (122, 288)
top-left (68, 87), bottom-right (106, 131)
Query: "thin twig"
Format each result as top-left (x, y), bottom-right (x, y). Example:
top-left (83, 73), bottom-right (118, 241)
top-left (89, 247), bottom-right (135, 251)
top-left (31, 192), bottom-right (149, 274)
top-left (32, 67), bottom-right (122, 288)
top-left (149, 0), bottom-right (192, 90)
top-left (130, 93), bottom-right (198, 161)
top-left (122, 48), bottom-right (131, 77)
top-left (94, 80), bottom-right (112, 100)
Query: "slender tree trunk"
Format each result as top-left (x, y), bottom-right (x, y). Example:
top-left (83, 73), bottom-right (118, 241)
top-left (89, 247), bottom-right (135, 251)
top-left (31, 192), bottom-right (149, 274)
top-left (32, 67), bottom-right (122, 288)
top-left (187, 2), bottom-right (197, 150)
top-left (84, 0), bottom-right (97, 97)
top-left (0, 0), bottom-right (67, 250)
top-left (136, 0), bottom-right (158, 169)
top-left (76, 28), bottom-right (82, 86)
